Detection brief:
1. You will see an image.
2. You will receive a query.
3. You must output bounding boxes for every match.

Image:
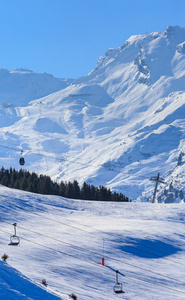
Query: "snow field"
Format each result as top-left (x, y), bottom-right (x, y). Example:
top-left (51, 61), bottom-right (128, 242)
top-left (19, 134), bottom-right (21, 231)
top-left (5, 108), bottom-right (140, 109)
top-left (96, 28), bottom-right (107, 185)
top-left (0, 185), bottom-right (185, 299)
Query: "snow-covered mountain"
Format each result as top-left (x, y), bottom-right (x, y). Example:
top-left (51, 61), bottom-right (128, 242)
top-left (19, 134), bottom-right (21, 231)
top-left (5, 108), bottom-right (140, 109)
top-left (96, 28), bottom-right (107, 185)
top-left (1, 25), bottom-right (185, 202)
top-left (0, 68), bottom-right (73, 106)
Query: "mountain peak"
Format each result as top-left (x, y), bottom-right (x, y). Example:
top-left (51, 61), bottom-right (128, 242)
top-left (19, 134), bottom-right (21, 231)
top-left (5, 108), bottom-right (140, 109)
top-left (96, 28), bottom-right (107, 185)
top-left (163, 25), bottom-right (185, 43)
top-left (164, 25), bottom-right (185, 34)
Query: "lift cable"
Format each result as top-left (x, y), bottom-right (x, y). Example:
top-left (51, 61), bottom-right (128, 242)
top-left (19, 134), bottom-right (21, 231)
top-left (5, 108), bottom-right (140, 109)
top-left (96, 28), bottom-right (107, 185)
top-left (104, 254), bottom-right (185, 285)
top-left (0, 219), bottom-right (102, 257)
top-left (12, 202), bottom-right (94, 234)
top-left (0, 219), bottom-right (185, 286)
top-left (5, 203), bottom-right (185, 267)
top-left (0, 228), bottom-right (100, 268)
top-left (0, 142), bottom-right (158, 181)
top-left (0, 228), bottom-right (185, 296)
top-left (107, 240), bottom-right (185, 266)
top-left (106, 266), bottom-right (185, 296)
top-left (9, 205), bottom-right (185, 265)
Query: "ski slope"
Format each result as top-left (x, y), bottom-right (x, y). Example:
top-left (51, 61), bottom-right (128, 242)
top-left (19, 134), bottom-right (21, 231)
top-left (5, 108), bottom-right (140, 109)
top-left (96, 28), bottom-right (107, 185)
top-left (0, 185), bottom-right (185, 299)
top-left (0, 260), bottom-right (61, 299)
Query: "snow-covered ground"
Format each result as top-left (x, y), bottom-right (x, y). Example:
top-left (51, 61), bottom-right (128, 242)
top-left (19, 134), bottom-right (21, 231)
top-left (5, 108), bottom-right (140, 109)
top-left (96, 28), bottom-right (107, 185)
top-left (0, 260), bottom-right (61, 299)
top-left (1, 185), bottom-right (185, 299)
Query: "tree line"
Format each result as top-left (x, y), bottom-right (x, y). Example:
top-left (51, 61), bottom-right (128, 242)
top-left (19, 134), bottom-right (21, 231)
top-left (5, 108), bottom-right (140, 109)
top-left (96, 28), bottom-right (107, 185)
top-left (0, 167), bottom-right (129, 202)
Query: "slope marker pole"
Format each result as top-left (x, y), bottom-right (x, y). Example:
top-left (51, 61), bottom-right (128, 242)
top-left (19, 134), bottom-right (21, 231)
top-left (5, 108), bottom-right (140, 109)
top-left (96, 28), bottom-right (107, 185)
top-left (102, 239), bottom-right (105, 265)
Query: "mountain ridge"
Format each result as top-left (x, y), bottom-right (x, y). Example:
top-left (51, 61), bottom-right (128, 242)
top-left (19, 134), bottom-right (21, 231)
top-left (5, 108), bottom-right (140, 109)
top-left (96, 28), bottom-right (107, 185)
top-left (0, 26), bottom-right (185, 202)
top-left (0, 68), bottom-right (74, 106)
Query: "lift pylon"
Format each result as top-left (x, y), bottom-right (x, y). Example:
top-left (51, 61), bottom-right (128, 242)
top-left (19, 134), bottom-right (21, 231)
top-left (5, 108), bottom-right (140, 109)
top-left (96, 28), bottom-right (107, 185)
top-left (150, 173), bottom-right (166, 203)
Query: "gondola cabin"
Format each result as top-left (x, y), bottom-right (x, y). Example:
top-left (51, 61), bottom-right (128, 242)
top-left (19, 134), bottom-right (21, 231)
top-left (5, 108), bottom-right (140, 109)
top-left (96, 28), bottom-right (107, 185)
top-left (19, 150), bottom-right (25, 166)
top-left (19, 157), bottom-right (25, 166)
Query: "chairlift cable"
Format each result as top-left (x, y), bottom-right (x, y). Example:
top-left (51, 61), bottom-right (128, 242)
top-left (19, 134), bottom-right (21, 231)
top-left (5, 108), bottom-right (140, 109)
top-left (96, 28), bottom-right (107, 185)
top-left (0, 219), bottom-right (103, 257)
top-left (2, 200), bottom-right (184, 267)
top-left (104, 254), bottom-right (185, 284)
top-left (11, 203), bottom-right (95, 234)
top-left (0, 218), bottom-right (185, 286)
top-left (0, 228), bottom-right (102, 268)
top-left (3, 218), bottom-right (185, 284)
top-left (3, 202), bottom-right (184, 267)
top-left (0, 227), bottom-right (185, 296)
top-left (1, 222), bottom-right (185, 293)
top-left (105, 266), bottom-right (185, 295)
top-left (106, 240), bottom-right (185, 266)
top-left (16, 222), bottom-right (185, 284)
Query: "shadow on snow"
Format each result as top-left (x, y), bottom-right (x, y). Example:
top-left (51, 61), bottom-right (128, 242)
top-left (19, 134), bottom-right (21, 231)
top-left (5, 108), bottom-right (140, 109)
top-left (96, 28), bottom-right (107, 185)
top-left (117, 238), bottom-right (181, 259)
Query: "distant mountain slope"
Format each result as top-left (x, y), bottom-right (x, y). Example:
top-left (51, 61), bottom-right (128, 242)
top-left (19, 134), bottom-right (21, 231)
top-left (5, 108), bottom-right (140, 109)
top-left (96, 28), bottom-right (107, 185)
top-left (0, 26), bottom-right (185, 202)
top-left (0, 68), bottom-right (73, 106)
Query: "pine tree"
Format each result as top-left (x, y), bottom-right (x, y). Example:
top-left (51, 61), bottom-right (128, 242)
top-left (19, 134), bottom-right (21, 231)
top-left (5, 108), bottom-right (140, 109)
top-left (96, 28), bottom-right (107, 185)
top-left (60, 181), bottom-right (66, 197)
top-left (73, 180), bottom-right (80, 199)
top-left (81, 182), bottom-right (91, 200)
top-left (66, 182), bottom-right (74, 199)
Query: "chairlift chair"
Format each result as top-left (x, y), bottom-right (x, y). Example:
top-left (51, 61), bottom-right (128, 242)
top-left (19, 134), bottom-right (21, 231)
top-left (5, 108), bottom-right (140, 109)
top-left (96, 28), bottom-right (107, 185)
top-left (113, 282), bottom-right (124, 294)
top-left (8, 223), bottom-right (20, 246)
top-left (113, 270), bottom-right (125, 294)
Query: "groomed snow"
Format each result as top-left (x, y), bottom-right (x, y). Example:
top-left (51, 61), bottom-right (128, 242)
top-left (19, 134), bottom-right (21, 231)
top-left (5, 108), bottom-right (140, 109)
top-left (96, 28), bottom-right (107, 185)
top-left (0, 260), bottom-right (61, 299)
top-left (0, 185), bottom-right (185, 299)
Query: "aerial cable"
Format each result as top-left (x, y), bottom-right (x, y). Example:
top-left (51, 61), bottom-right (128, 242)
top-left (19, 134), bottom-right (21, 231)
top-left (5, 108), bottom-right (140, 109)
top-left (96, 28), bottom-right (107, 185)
top-left (1, 218), bottom-right (185, 285)
top-left (107, 239), bottom-right (185, 266)
top-left (0, 142), bottom-right (161, 181)
top-left (3, 198), bottom-right (185, 267)
top-left (3, 202), bottom-right (184, 267)
top-left (14, 205), bottom-right (181, 265)
top-left (106, 266), bottom-right (185, 296)
top-left (1, 216), bottom-right (185, 286)
top-left (0, 228), bottom-right (102, 269)
top-left (25, 236), bottom-right (185, 296)
top-left (0, 227), bottom-right (185, 296)
top-left (0, 219), bottom-right (103, 258)
top-left (12, 222), bottom-right (185, 284)
top-left (11, 203), bottom-right (94, 234)
top-left (0, 143), bottom-right (21, 152)
top-left (104, 253), bottom-right (185, 285)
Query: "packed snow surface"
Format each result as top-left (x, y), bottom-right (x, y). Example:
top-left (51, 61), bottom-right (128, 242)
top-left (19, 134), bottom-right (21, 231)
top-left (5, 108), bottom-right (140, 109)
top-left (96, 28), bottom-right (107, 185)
top-left (0, 185), bottom-right (185, 299)
top-left (0, 260), bottom-right (61, 299)
top-left (1, 26), bottom-right (185, 201)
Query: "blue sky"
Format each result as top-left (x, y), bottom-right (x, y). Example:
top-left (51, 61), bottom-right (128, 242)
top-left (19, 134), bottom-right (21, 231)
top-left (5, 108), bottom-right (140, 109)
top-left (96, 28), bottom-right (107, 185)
top-left (0, 0), bottom-right (185, 78)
